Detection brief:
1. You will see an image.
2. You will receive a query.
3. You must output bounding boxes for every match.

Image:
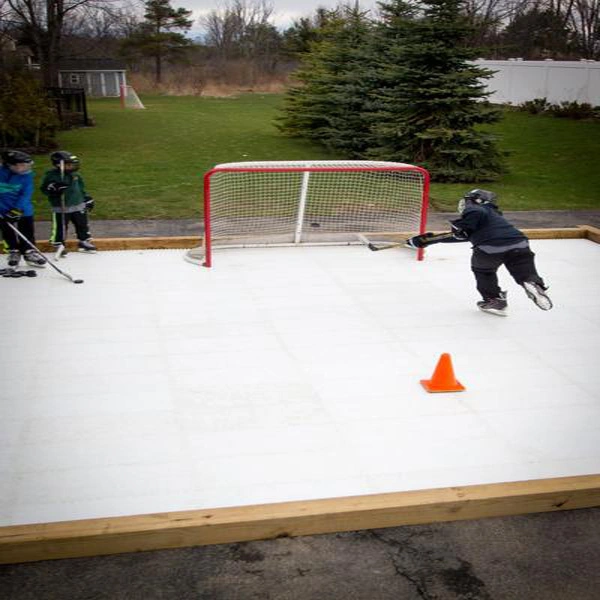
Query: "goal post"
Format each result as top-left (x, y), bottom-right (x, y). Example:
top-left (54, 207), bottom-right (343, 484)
top-left (119, 85), bottom-right (145, 109)
top-left (189, 160), bottom-right (430, 267)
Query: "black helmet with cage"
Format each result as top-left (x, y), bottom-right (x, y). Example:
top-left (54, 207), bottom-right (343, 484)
top-left (2, 149), bottom-right (33, 166)
top-left (457, 189), bottom-right (498, 213)
top-left (50, 151), bottom-right (80, 170)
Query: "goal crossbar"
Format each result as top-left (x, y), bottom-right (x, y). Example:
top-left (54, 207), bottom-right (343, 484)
top-left (195, 161), bottom-right (430, 267)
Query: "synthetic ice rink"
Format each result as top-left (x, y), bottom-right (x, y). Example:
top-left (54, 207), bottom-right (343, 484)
top-left (1, 238), bottom-right (599, 528)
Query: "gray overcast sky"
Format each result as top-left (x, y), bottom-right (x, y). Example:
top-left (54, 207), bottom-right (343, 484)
top-left (175, 0), bottom-right (379, 33)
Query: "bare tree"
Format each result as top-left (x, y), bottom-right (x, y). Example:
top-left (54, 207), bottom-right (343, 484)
top-left (569, 0), bottom-right (600, 57)
top-left (5, 0), bottom-right (126, 85)
top-left (200, 0), bottom-right (275, 59)
top-left (460, 0), bottom-right (531, 50)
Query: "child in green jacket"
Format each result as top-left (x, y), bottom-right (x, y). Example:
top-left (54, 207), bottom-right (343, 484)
top-left (40, 151), bottom-right (96, 254)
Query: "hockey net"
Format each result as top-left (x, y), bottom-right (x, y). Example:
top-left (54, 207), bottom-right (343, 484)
top-left (187, 160), bottom-right (430, 267)
top-left (120, 85), bottom-right (145, 109)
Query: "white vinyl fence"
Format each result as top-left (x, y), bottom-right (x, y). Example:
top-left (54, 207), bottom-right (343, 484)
top-left (476, 59), bottom-right (600, 106)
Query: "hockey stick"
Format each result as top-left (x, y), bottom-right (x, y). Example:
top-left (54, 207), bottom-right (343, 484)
top-left (5, 221), bottom-right (84, 284)
top-left (365, 231), bottom-right (455, 251)
top-left (55, 159), bottom-right (67, 260)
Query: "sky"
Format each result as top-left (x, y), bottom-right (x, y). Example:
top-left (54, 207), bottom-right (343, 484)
top-left (176, 0), bottom-right (380, 34)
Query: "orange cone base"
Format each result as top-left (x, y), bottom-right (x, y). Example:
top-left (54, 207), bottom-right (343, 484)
top-left (420, 378), bottom-right (465, 393)
top-left (420, 353), bottom-right (466, 393)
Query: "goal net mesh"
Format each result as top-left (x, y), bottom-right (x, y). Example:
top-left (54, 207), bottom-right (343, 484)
top-left (120, 85), bottom-right (145, 109)
top-left (187, 161), bottom-right (429, 266)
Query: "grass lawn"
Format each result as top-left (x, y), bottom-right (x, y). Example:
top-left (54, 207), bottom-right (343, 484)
top-left (430, 110), bottom-right (600, 211)
top-left (32, 94), bottom-right (600, 220)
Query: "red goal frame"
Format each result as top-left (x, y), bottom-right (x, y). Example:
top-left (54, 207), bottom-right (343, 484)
top-left (201, 161), bottom-right (430, 267)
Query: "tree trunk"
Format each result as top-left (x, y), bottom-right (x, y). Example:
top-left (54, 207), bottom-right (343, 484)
top-left (43, 0), bottom-right (63, 87)
top-left (43, 51), bottom-right (60, 87)
top-left (156, 53), bottom-right (162, 83)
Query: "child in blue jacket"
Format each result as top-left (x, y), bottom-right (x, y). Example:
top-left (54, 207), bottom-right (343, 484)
top-left (0, 150), bottom-right (46, 268)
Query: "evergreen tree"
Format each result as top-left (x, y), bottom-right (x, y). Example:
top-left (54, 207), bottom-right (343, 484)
top-left (281, 9), bottom-right (333, 57)
top-left (277, 5), bottom-right (376, 157)
top-left (501, 9), bottom-right (573, 59)
top-left (120, 0), bottom-right (193, 83)
top-left (367, 0), bottom-right (505, 181)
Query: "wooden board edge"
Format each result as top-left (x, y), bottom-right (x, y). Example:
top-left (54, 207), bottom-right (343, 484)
top-left (1, 474), bottom-right (599, 565)
top-left (577, 225), bottom-right (600, 244)
top-left (32, 237), bottom-right (202, 252)
top-left (521, 227), bottom-right (588, 240)
top-left (24, 226), bottom-right (599, 253)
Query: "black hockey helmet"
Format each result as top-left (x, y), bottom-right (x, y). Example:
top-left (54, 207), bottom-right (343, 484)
top-left (2, 149), bottom-right (33, 166)
top-left (458, 189), bottom-right (497, 213)
top-left (50, 151), bottom-right (80, 168)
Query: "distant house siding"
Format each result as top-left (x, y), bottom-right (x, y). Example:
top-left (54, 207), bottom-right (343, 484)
top-left (58, 70), bottom-right (126, 97)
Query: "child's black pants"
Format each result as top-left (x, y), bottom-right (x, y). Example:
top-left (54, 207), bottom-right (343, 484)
top-left (471, 246), bottom-right (545, 300)
top-left (1, 216), bottom-right (36, 253)
top-left (51, 211), bottom-right (90, 244)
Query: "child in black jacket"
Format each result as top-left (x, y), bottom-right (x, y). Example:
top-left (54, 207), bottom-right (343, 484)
top-left (407, 189), bottom-right (552, 316)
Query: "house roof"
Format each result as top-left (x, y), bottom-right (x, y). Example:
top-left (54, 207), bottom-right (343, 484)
top-left (59, 58), bottom-right (126, 71)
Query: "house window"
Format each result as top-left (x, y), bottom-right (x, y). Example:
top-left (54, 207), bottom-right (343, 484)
top-left (69, 74), bottom-right (81, 84)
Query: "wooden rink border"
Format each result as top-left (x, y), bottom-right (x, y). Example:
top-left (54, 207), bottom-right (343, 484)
top-left (1, 476), bottom-right (599, 564)
top-left (29, 224), bottom-right (600, 253)
top-left (2, 225), bottom-right (599, 565)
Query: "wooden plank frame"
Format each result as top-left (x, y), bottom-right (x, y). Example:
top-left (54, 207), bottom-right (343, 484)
top-left (1, 475), bottom-right (599, 565)
top-left (28, 225), bottom-right (600, 254)
top-left (1, 226), bottom-right (599, 565)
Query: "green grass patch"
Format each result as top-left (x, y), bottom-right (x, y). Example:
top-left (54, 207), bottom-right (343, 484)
top-left (430, 110), bottom-right (600, 211)
top-left (32, 95), bottom-right (600, 220)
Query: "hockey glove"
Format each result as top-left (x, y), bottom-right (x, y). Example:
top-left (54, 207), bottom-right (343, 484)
top-left (84, 195), bottom-right (95, 212)
top-left (406, 232), bottom-right (436, 249)
top-left (1, 208), bottom-right (23, 223)
top-left (450, 223), bottom-right (469, 241)
top-left (46, 182), bottom-right (69, 195)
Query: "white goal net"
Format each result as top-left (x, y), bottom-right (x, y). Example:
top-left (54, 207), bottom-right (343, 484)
top-left (187, 160), bottom-right (430, 267)
top-left (120, 85), bottom-right (145, 109)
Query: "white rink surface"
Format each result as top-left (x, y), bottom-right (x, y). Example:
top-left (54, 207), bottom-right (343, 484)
top-left (1, 240), bottom-right (599, 527)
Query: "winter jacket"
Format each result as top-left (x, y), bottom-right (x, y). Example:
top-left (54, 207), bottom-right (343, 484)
top-left (40, 168), bottom-right (88, 213)
top-left (0, 165), bottom-right (35, 217)
top-left (449, 203), bottom-right (527, 248)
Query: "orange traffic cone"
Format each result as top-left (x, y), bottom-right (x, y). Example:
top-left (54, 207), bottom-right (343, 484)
top-left (420, 353), bottom-right (465, 393)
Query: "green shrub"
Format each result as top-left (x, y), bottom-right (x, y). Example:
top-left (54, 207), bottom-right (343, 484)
top-left (548, 100), bottom-right (597, 120)
top-left (0, 72), bottom-right (58, 150)
top-left (518, 98), bottom-right (551, 114)
top-left (517, 98), bottom-right (599, 121)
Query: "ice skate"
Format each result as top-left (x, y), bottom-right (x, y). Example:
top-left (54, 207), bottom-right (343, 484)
top-left (78, 239), bottom-right (97, 253)
top-left (53, 243), bottom-right (67, 260)
top-left (522, 281), bottom-right (553, 311)
top-left (477, 293), bottom-right (508, 317)
top-left (7, 249), bottom-right (20, 268)
top-left (23, 249), bottom-right (47, 268)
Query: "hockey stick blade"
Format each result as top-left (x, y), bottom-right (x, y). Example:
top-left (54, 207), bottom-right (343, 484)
top-left (368, 240), bottom-right (413, 251)
top-left (369, 243), bottom-right (400, 251)
top-left (357, 233), bottom-right (403, 252)
top-left (5, 222), bottom-right (84, 284)
top-left (370, 231), bottom-right (456, 251)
